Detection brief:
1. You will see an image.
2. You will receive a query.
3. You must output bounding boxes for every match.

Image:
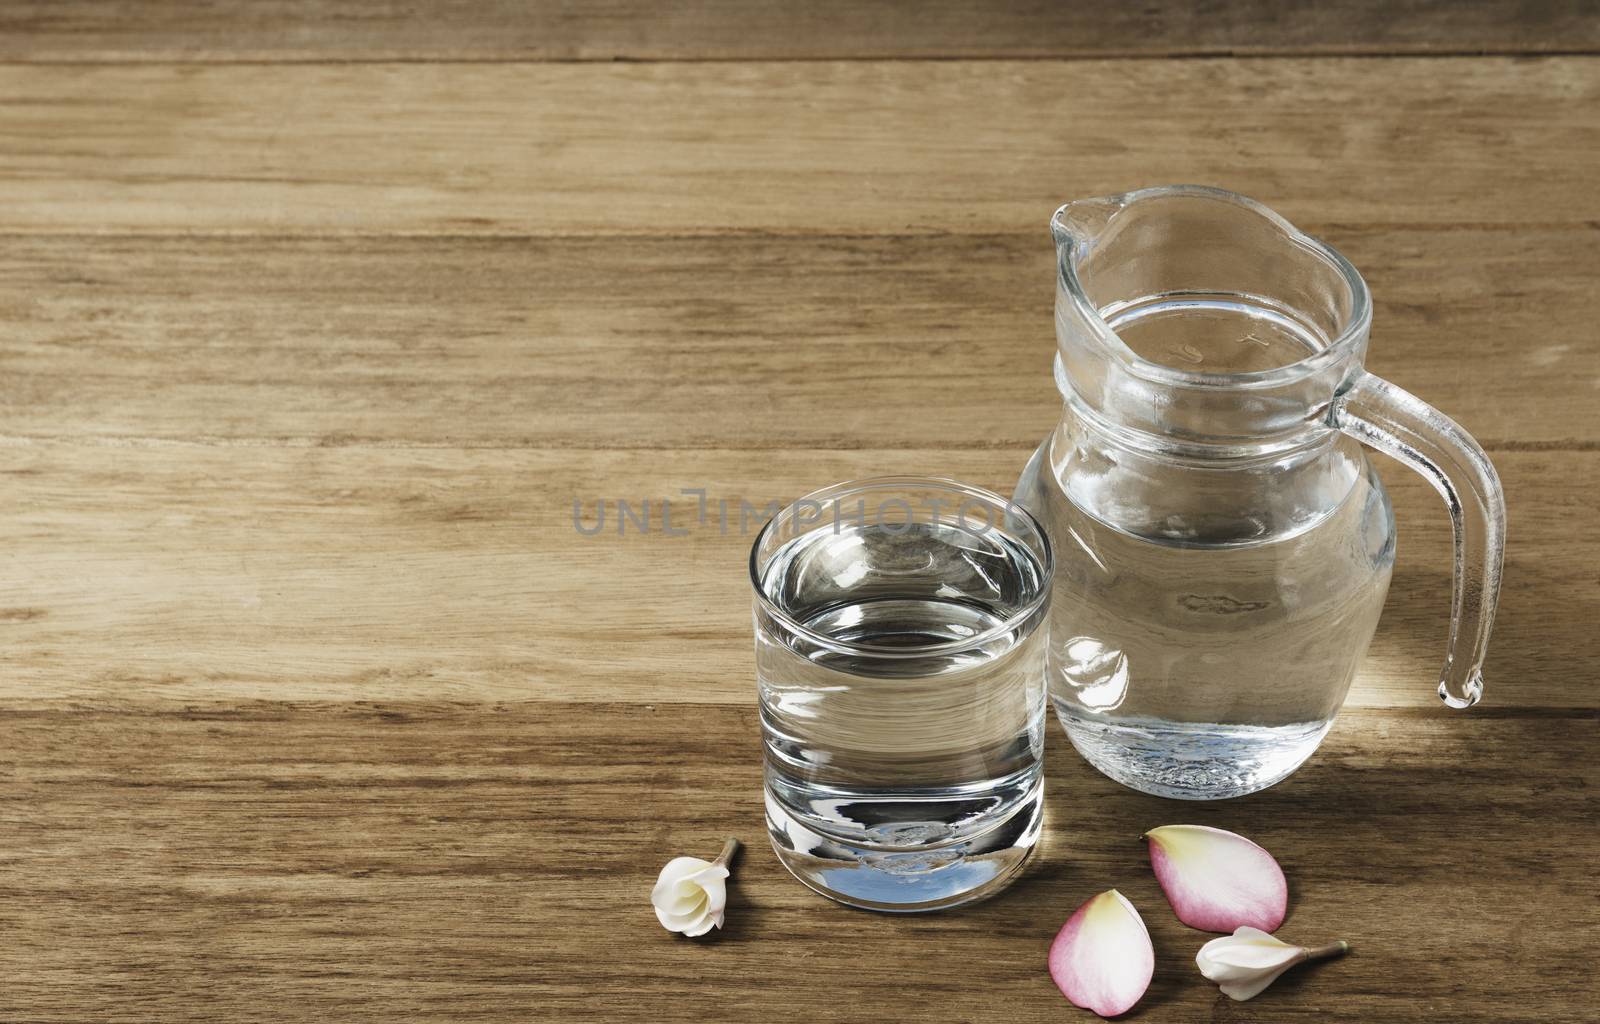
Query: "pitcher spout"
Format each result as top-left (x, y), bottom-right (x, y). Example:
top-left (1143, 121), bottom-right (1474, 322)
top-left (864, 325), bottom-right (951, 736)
top-left (1049, 194), bottom-right (1127, 252)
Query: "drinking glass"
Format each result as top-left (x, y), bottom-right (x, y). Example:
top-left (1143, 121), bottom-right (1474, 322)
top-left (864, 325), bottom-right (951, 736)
top-left (751, 477), bottom-right (1052, 911)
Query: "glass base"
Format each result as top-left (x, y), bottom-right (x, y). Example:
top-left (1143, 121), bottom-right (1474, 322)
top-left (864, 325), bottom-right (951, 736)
top-left (1058, 709), bottom-right (1332, 800)
top-left (764, 782), bottom-right (1043, 912)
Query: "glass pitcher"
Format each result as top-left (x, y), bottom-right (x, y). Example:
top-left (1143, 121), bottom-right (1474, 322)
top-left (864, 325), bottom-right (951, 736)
top-left (1015, 186), bottom-right (1505, 800)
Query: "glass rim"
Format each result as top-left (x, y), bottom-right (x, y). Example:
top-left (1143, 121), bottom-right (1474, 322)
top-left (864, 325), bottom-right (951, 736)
top-left (747, 475), bottom-right (1053, 659)
top-left (1054, 184), bottom-right (1374, 392)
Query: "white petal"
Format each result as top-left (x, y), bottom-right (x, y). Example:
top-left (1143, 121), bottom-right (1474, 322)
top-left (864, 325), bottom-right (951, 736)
top-left (698, 880), bottom-right (728, 915)
top-left (684, 863), bottom-right (730, 888)
top-left (680, 909), bottom-right (717, 937)
top-left (654, 903), bottom-right (685, 932)
top-left (652, 857), bottom-right (714, 902)
top-left (665, 888), bottom-right (708, 917)
top-left (1219, 963), bottom-right (1295, 1001)
top-left (1199, 928), bottom-right (1302, 971)
top-left (684, 865), bottom-right (729, 911)
top-left (1196, 952), bottom-right (1264, 984)
top-left (1211, 945), bottom-right (1301, 970)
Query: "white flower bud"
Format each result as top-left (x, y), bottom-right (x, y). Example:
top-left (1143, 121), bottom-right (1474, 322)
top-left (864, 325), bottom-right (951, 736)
top-left (1196, 926), bottom-right (1349, 1001)
top-left (651, 839), bottom-right (738, 937)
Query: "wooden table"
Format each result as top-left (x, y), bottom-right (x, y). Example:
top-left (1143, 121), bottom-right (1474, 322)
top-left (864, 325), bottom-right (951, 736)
top-left (2, 4), bottom-right (1596, 1021)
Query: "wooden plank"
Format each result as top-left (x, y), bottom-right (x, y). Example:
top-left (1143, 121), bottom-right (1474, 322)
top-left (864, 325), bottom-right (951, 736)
top-left (0, 59), bottom-right (1595, 235)
top-left (2, 231), bottom-right (1594, 449)
top-left (0, 703), bottom-right (1593, 1021)
top-left (0, 1), bottom-right (1595, 61)
top-left (0, 443), bottom-right (1586, 709)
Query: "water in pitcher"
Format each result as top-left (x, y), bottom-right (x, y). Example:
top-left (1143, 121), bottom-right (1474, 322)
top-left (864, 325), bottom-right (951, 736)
top-left (1019, 417), bottom-right (1396, 800)
top-left (1106, 291), bottom-right (1332, 374)
top-left (1019, 283), bottom-right (1400, 798)
top-left (756, 521), bottom-right (1048, 849)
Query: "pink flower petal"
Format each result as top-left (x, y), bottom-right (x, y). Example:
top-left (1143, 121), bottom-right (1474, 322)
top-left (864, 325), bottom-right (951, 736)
top-left (1047, 889), bottom-right (1154, 1018)
top-left (1144, 825), bottom-right (1287, 933)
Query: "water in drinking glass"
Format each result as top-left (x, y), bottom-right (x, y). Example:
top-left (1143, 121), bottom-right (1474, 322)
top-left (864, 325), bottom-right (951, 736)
top-left (751, 480), bottom-right (1051, 911)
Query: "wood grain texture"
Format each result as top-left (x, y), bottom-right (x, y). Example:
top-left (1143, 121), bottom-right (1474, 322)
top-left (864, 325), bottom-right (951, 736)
top-left (0, 59), bottom-right (1596, 235)
top-left (0, 443), bottom-right (1588, 709)
top-left (2, 231), bottom-right (1594, 449)
top-left (0, 703), bottom-right (1594, 1022)
top-left (1, 0), bottom-right (1596, 61)
top-left (2, 7), bottom-right (1594, 1020)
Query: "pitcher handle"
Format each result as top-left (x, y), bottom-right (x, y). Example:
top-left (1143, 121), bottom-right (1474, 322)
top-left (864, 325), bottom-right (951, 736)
top-left (1331, 372), bottom-right (1506, 708)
